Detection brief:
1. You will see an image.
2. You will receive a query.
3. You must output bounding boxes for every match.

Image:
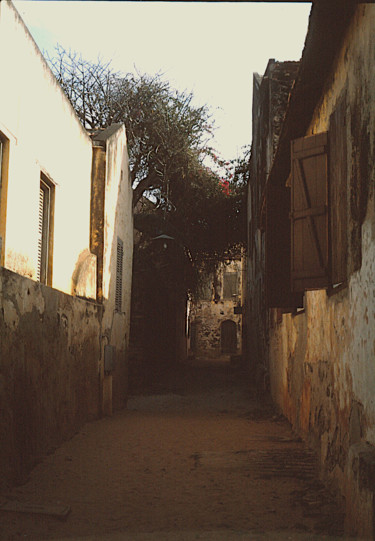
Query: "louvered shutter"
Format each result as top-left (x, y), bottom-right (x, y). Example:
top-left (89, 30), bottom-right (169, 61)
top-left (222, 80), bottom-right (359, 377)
top-left (115, 237), bottom-right (123, 312)
top-left (37, 184), bottom-right (46, 282)
top-left (38, 178), bottom-right (52, 284)
top-left (291, 132), bottom-right (329, 292)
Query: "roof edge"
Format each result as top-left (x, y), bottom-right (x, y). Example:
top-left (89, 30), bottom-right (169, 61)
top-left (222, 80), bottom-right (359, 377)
top-left (90, 123), bottom-right (125, 144)
top-left (265, 0), bottom-right (357, 193)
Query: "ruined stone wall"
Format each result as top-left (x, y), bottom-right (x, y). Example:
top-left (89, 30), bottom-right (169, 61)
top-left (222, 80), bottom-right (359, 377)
top-left (267, 6), bottom-right (375, 537)
top-left (190, 300), bottom-right (241, 358)
top-left (0, 267), bottom-right (101, 489)
top-left (190, 260), bottom-right (242, 358)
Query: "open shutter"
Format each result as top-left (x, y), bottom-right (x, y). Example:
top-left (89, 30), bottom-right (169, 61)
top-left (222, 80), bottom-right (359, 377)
top-left (291, 132), bottom-right (329, 292)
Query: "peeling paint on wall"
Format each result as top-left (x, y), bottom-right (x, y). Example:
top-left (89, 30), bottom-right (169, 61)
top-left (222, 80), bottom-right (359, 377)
top-left (0, 268), bottom-right (102, 489)
top-left (246, 4), bottom-right (375, 537)
top-left (264, 6), bottom-right (375, 538)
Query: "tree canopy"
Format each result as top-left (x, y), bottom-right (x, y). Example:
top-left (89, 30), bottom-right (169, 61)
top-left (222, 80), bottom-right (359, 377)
top-left (48, 46), bottom-right (248, 289)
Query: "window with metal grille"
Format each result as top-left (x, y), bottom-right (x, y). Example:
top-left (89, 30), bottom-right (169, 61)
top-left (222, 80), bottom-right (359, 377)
top-left (115, 237), bottom-right (124, 312)
top-left (37, 175), bottom-right (54, 285)
top-left (223, 272), bottom-right (238, 300)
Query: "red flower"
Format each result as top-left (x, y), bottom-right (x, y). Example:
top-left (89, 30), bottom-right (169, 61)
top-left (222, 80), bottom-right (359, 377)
top-left (220, 179), bottom-right (231, 196)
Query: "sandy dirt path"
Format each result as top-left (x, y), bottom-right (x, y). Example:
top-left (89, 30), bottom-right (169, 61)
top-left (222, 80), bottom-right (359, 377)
top-left (0, 358), bottom-right (349, 540)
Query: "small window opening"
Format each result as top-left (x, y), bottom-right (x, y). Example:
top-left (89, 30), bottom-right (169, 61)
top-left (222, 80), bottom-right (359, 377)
top-left (223, 272), bottom-right (238, 300)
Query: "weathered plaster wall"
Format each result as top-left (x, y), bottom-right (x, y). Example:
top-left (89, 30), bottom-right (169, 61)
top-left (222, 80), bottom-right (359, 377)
top-left (0, 3), bottom-right (134, 489)
top-left (267, 6), bottom-right (375, 536)
top-left (101, 126), bottom-right (133, 411)
top-left (0, 267), bottom-right (101, 489)
top-left (190, 260), bottom-right (242, 358)
top-left (0, 1), bottom-right (94, 296)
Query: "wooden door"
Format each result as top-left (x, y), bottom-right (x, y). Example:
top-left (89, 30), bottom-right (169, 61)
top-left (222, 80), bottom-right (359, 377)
top-left (221, 320), bottom-right (237, 354)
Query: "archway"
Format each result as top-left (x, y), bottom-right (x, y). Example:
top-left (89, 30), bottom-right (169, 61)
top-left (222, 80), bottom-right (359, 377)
top-left (220, 320), bottom-right (237, 354)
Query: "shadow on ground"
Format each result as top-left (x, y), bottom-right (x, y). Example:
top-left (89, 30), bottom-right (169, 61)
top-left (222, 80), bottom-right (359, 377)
top-left (0, 357), bottom-right (352, 540)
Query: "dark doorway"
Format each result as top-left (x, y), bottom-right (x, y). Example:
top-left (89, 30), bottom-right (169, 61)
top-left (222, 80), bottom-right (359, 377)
top-left (190, 322), bottom-right (197, 353)
top-left (221, 320), bottom-right (237, 354)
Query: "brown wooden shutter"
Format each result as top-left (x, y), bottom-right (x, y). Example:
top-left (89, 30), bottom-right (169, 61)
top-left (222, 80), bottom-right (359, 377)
top-left (291, 132), bottom-right (329, 292)
top-left (329, 95), bottom-right (347, 285)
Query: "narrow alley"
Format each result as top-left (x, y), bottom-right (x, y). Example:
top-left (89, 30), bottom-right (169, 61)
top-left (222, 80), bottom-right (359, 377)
top-left (1, 359), bottom-right (347, 541)
top-left (2, 1), bottom-right (375, 539)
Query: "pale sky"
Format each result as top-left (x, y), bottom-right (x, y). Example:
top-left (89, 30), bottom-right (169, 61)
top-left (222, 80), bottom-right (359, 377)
top-left (15, 1), bottom-right (311, 162)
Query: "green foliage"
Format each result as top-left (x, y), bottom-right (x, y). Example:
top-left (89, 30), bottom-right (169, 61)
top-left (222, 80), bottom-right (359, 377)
top-left (47, 46), bottom-right (249, 293)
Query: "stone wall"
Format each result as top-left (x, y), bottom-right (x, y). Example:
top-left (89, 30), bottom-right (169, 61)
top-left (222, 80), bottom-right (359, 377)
top-left (266, 6), bottom-right (375, 537)
top-left (189, 260), bottom-right (242, 358)
top-left (0, 267), bottom-right (102, 489)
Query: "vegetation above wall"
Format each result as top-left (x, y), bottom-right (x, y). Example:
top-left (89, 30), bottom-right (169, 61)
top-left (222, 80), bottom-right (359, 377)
top-left (48, 47), bottom-right (247, 289)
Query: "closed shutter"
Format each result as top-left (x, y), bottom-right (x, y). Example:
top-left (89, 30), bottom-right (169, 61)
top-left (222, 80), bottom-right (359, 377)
top-left (291, 132), bottom-right (329, 292)
top-left (115, 237), bottom-right (123, 312)
top-left (329, 96), bottom-right (347, 285)
top-left (223, 272), bottom-right (238, 299)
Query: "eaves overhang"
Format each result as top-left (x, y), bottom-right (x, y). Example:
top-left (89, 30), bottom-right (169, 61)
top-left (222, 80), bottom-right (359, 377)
top-left (263, 0), bottom-right (358, 205)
